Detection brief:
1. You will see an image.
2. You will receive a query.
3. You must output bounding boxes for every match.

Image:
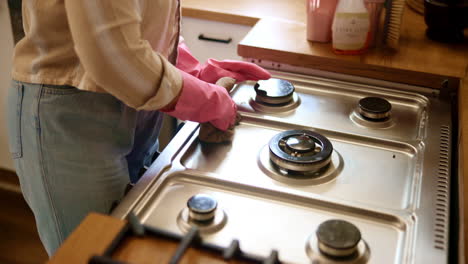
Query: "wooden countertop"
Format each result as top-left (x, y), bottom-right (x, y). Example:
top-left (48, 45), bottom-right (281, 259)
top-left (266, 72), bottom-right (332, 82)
top-left (183, 0), bottom-right (468, 88)
top-left (182, 0), bottom-right (306, 24)
top-left (238, 11), bottom-right (467, 89)
top-left (181, 0), bottom-right (468, 259)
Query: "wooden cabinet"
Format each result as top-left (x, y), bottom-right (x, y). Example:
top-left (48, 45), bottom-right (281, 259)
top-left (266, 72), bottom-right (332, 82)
top-left (181, 16), bottom-right (252, 62)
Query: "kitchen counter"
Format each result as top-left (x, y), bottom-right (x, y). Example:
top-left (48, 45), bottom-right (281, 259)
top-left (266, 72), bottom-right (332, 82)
top-left (181, 0), bottom-right (468, 259)
top-left (183, 0), bottom-right (468, 86)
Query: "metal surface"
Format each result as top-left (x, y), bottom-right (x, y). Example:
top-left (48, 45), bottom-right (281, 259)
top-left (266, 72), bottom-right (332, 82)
top-left (231, 71), bottom-right (429, 141)
top-left (112, 70), bottom-right (454, 264)
top-left (179, 121), bottom-right (419, 210)
top-left (129, 175), bottom-right (407, 263)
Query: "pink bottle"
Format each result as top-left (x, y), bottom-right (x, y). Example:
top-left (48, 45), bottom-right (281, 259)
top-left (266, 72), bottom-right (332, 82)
top-left (306, 0), bottom-right (339, 42)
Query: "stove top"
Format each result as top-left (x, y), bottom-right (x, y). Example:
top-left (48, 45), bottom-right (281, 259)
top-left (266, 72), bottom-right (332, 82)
top-left (232, 72), bottom-right (429, 141)
top-left (113, 71), bottom-right (455, 263)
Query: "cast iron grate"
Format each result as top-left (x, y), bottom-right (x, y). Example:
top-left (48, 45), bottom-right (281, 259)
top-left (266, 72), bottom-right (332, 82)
top-left (88, 213), bottom-right (281, 264)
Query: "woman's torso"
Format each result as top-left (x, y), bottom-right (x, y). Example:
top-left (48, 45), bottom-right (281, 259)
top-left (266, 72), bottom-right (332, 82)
top-left (12, 0), bottom-right (180, 93)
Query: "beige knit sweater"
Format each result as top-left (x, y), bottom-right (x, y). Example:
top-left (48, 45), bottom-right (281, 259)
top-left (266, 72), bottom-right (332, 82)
top-left (12, 0), bottom-right (183, 110)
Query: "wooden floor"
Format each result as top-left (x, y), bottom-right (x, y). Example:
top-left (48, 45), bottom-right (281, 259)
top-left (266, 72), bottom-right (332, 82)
top-left (0, 169), bottom-right (48, 264)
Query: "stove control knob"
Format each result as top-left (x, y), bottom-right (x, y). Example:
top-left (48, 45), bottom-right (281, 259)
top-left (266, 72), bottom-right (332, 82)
top-left (187, 194), bottom-right (218, 222)
top-left (316, 219), bottom-right (361, 258)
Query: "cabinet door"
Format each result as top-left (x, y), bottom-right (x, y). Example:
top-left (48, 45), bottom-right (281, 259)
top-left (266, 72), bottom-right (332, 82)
top-left (181, 16), bottom-right (252, 63)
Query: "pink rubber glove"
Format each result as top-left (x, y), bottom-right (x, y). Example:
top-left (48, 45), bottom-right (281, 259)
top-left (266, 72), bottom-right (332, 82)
top-left (176, 42), bottom-right (271, 84)
top-left (162, 70), bottom-right (237, 131)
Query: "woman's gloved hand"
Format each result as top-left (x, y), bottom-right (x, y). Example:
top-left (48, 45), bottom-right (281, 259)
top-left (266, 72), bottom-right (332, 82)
top-left (162, 71), bottom-right (237, 131)
top-left (198, 77), bottom-right (241, 143)
top-left (176, 42), bottom-right (271, 84)
top-left (198, 112), bottom-right (241, 143)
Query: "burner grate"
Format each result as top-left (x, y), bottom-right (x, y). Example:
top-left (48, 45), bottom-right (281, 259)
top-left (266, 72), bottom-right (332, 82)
top-left (89, 213), bottom-right (281, 264)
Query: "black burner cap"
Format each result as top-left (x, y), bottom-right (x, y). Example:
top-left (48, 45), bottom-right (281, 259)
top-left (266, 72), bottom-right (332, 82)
top-left (254, 79), bottom-right (295, 104)
top-left (359, 97), bottom-right (392, 114)
top-left (316, 219), bottom-right (361, 251)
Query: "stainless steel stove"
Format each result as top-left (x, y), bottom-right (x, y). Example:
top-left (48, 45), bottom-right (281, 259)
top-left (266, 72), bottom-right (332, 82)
top-left (112, 70), bottom-right (455, 263)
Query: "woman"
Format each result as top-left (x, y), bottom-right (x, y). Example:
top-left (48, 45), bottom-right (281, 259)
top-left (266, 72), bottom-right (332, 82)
top-left (8, 0), bottom-right (270, 255)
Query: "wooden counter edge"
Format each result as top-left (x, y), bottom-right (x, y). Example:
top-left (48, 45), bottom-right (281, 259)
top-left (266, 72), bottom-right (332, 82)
top-left (181, 7), bottom-right (259, 26)
top-left (48, 213), bottom-right (127, 264)
top-left (238, 44), bottom-right (458, 90)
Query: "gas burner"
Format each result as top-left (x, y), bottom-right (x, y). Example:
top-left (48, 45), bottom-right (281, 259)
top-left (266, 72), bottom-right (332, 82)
top-left (177, 194), bottom-right (227, 234)
top-left (250, 78), bottom-right (300, 113)
top-left (358, 97), bottom-right (392, 121)
top-left (316, 220), bottom-right (361, 258)
top-left (269, 130), bottom-right (333, 172)
top-left (306, 219), bottom-right (370, 263)
top-left (257, 130), bottom-right (343, 185)
top-left (254, 78), bottom-right (295, 105)
top-left (187, 194), bottom-right (218, 221)
top-left (350, 97), bottom-right (396, 129)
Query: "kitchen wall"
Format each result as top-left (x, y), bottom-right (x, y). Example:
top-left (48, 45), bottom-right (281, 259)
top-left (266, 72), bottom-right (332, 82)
top-left (0, 1), bottom-right (15, 171)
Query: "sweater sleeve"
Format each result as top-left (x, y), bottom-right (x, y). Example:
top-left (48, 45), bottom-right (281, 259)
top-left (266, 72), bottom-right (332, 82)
top-left (64, 0), bottom-right (182, 110)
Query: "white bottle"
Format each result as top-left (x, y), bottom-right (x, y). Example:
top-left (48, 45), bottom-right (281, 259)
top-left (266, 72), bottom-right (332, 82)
top-left (332, 0), bottom-right (370, 55)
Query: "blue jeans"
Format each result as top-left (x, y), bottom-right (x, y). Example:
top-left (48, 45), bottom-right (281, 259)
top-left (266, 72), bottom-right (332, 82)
top-left (7, 81), bottom-right (163, 255)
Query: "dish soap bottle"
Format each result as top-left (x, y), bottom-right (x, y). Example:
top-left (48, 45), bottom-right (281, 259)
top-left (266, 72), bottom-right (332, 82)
top-left (331, 0), bottom-right (370, 55)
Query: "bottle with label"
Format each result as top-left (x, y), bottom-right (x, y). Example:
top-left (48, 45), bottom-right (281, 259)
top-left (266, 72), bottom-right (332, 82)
top-left (331, 0), bottom-right (370, 55)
